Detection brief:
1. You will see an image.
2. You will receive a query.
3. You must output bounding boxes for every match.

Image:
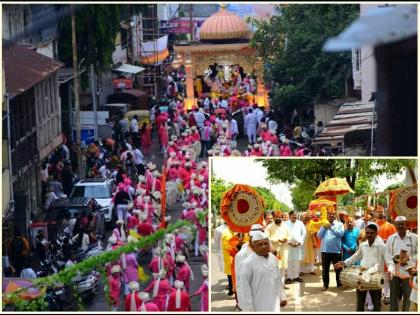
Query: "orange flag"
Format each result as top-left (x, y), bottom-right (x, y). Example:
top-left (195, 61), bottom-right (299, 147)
top-left (160, 163), bottom-right (167, 229)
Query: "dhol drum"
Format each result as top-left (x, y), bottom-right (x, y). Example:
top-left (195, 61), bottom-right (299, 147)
top-left (340, 266), bottom-right (385, 291)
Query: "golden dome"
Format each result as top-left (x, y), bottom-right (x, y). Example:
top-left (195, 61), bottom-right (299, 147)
top-left (200, 6), bottom-right (250, 41)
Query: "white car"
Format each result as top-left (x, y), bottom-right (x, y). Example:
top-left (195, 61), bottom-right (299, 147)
top-left (70, 178), bottom-right (116, 225)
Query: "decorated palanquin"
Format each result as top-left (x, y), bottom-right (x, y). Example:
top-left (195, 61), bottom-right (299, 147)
top-left (220, 184), bottom-right (265, 233)
top-left (172, 4), bottom-right (269, 111)
top-left (389, 184), bottom-right (417, 230)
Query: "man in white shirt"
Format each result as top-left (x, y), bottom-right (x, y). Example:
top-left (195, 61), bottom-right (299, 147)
top-left (335, 222), bottom-right (386, 311)
top-left (237, 231), bottom-right (287, 312)
top-left (235, 224), bottom-right (265, 310)
top-left (193, 107), bottom-right (206, 131)
top-left (132, 145), bottom-right (145, 175)
top-left (245, 108), bottom-right (258, 145)
top-left (129, 115), bottom-right (139, 147)
top-left (213, 221), bottom-right (228, 273)
top-left (385, 216), bottom-right (418, 311)
top-left (284, 211), bottom-right (306, 283)
top-left (220, 98), bottom-right (229, 109)
top-left (265, 211), bottom-right (289, 285)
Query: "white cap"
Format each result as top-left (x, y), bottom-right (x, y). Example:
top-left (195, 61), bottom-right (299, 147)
top-left (199, 245), bottom-right (208, 253)
top-left (139, 213), bottom-right (148, 221)
top-left (250, 224), bottom-right (263, 230)
top-left (111, 265), bottom-right (121, 274)
top-left (153, 191), bottom-right (161, 199)
top-left (174, 280), bottom-right (184, 289)
top-left (138, 292), bottom-right (150, 302)
top-left (176, 255), bottom-right (186, 263)
top-left (395, 216), bottom-right (407, 222)
top-left (127, 235), bottom-right (137, 243)
top-left (108, 235), bottom-right (117, 245)
top-left (354, 211), bottom-right (362, 217)
top-left (201, 264), bottom-right (209, 272)
top-left (251, 230), bottom-right (269, 242)
top-left (129, 281), bottom-right (140, 291)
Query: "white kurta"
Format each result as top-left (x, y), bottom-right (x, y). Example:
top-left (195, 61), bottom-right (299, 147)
top-left (237, 252), bottom-right (286, 312)
top-left (234, 244), bottom-right (254, 308)
top-left (284, 220), bottom-right (307, 261)
top-left (213, 224), bottom-right (228, 273)
top-left (265, 222), bottom-right (289, 269)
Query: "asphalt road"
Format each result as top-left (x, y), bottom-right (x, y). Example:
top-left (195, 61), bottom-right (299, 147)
top-left (84, 138), bottom-right (207, 311)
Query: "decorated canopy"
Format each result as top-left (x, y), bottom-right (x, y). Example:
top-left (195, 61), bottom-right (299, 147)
top-left (314, 178), bottom-right (355, 196)
top-left (308, 196), bottom-right (337, 212)
top-left (220, 184), bottom-right (264, 233)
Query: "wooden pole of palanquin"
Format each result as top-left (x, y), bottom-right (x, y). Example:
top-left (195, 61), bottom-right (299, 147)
top-left (160, 163), bottom-right (167, 229)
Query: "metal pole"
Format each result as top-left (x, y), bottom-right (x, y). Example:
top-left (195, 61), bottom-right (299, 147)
top-left (90, 64), bottom-right (98, 141)
top-left (71, 5), bottom-right (83, 178)
top-left (370, 106), bottom-right (374, 156)
top-left (189, 4), bottom-right (194, 41)
top-left (5, 93), bottom-right (15, 215)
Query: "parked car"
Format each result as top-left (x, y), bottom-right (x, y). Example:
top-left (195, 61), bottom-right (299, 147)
top-left (38, 197), bottom-right (105, 240)
top-left (70, 178), bottom-right (116, 226)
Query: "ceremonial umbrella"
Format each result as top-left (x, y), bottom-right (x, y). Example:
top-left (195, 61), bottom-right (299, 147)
top-left (308, 196), bottom-right (337, 212)
top-left (314, 178), bottom-right (355, 196)
top-left (220, 184), bottom-right (265, 233)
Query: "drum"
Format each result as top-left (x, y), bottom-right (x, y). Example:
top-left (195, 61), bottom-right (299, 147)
top-left (340, 266), bottom-right (385, 291)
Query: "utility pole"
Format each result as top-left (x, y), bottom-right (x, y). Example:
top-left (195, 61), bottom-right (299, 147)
top-left (71, 5), bottom-right (82, 178)
top-left (90, 63), bottom-right (98, 141)
top-left (189, 4), bottom-right (194, 41)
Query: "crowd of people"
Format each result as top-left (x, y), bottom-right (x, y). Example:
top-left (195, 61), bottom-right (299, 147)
top-left (214, 206), bottom-right (418, 312)
top-left (161, 64), bottom-right (328, 158)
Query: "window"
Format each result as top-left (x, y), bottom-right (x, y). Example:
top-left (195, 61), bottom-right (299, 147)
top-left (71, 185), bottom-right (111, 199)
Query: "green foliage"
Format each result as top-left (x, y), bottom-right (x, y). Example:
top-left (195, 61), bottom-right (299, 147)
top-left (58, 4), bottom-right (147, 71)
top-left (253, 186), bottom-right (292, 212)
top-left (4, 221), bottom-right (191, 311)
top-left (290, 180), bottom-right (316, 210)
top-left (210, 177), bottom-right (291, 217)
top-left (259, 159), bottom-right (416, 189)
top-left (250, 4), bottom-right (359, 111)
top-left (353, 176), bottom-right (373, 196)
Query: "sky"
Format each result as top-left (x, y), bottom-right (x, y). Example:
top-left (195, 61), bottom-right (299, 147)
top-left (211, 158), bottom-right (409, 209)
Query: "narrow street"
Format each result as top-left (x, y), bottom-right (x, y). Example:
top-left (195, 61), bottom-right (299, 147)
top-left (84, 136), bottom-right (206, 311)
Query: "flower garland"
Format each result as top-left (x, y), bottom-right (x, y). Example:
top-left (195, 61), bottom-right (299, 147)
top-left (3, 221), bottom-right (192, 311)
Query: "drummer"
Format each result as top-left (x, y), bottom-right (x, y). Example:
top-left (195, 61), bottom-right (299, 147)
top-left (334, 222), bottom-right (386, 311)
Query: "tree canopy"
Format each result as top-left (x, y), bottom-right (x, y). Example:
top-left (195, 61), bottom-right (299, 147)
top-left (250, 4), bottom-right (359, 111)
top-left (210, 177), bottom-right (291, 218)
top-left (258, 159), bottom-right (416, 210)
top-left (58, 4), bottom-right (147, 71)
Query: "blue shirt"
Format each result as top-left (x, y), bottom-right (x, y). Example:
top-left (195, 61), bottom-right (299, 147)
top-left (342, 227), bottom-right (360, 260)
top-left (317, 221), bottom-right (345, 254)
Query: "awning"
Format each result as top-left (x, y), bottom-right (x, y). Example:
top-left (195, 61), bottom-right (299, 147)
top-left (313, 102), bottom-right (376, 146)
top-left (324, 4), bottom-right (417, 51)
top-left (139, 35), bottom-right (170, 65)
top-left (114, 64), bottom-right (146, 75)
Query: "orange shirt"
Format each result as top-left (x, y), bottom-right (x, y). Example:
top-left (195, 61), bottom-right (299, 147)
top-left (376, 220), bottom-right (397, 242)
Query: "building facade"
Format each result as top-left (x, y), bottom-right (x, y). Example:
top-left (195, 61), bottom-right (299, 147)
top-left (3, 43), bottom-right (62, 235)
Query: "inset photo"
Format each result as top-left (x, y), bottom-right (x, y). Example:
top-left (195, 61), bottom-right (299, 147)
top-left (210, 158), bottom-right (418, 312)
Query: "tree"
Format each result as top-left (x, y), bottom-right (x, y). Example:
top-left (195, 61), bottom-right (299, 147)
top-left (210, 177), bottom-right (291, 218)
top-left (250, 4), bottom-right (359, 112)
top-left (290, 180), bottom-right (315, 210)
top-left (259, 159), bottom-right (416, 190)
top-left (58, 4), bottom-right (147, 72)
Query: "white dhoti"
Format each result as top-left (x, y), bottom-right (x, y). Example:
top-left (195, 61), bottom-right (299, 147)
top-left (286, 245), bottom-right (303, 280)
